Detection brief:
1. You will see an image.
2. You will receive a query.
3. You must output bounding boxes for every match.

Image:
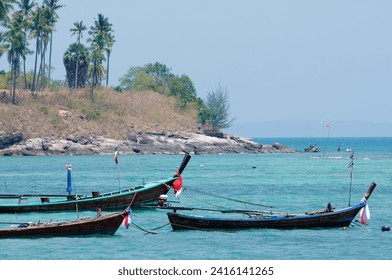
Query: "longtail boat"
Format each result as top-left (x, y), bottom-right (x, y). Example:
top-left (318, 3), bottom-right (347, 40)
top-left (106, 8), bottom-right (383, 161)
top-left (0, 154), bottom-right (191, 213)
top-left (166, 182), bottom-right (376, 230)
top-left (0, 193), bottom-right (140, 239)
top-left (0, 210), bottom-right (129, 238)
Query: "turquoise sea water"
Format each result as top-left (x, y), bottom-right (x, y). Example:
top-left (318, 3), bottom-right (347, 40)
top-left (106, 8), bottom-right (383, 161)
top-left (0, 137), bottom-right (391, 260)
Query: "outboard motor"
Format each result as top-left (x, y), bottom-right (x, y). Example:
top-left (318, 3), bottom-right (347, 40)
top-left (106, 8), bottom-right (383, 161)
top-left (158, 194), bottom-right (168, 207)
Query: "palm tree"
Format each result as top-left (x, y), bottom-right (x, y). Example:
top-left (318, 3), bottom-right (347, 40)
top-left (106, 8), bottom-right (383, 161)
top-left (105, 32), bottom-right (115, 87)
top-left (30, 4), bottom-right (44, 96)
top-left (63, 42), bottom-right (90, 88)
top-left (88, 13), bottom-right (114, 86)
top-left (3, 12), bottom-right (27, 103)
top-left (37, 5), bottom-right (53, 89)
top-left (70, 20), bottom-right (86, 88)
top-left (0, 0), bottom-right (15, 59)
top-left (88, 41), bottom-right (105, 98)
top-left (43, 0), bottom-right (63, 86)
top-left (0, 0), bottom-right (15, 23)
top-left (30, 4), bottom-right (52, 95)
top-left (0, 32), bottom-right (5, 58)
top-left (16, 0), bottom-right (35, 17)
top-left (16, 0), bottom-right (35, 88)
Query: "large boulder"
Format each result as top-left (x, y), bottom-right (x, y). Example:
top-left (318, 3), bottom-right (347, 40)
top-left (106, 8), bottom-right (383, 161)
top-left (0, 132), bottom-right (23, 149)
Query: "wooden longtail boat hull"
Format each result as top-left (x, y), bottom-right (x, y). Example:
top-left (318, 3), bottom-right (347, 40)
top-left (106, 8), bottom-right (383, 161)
top-left (0, 154), bottom-right (191, 213)
top-left (0, 178), bottom-right (174, 213)
top-left (168, 182), bottom-right (376, 231)
top-left (167, 203), bottom-right (364, 230)
top-left (0, 211), bottom-right (128, 238)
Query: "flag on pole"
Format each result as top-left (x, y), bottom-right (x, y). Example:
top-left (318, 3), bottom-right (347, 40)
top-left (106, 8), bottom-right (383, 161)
top-left (348, 153), bottom-right (354, 168)
top-left (66, 163), bottom-right (73, 194)
top-left (114, 146), bottom-right (119, 164)
top-left (123, 206), bottom-right (132, 229)
top-left (172, 172), bottom-right (183, 198)
top-left (359, 204), bottom-right (370, 225)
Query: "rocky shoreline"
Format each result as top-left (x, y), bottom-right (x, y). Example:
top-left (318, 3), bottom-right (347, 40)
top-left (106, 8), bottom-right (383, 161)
top-left (0, 131), bottom-right (298, 156)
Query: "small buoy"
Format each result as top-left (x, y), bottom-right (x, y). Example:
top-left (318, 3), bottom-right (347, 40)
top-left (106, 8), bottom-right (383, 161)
top-left (252, 166), bottom-right (257, 169)
top-left (381, 225), bottom-right (390, 232)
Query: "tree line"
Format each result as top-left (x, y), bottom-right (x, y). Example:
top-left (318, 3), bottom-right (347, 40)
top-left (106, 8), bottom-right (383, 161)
top-left (0, 0), bottom-right (234, 132)
top-left (0, 0), bottom-right (114, 99)
top-left (1, 0), bottom-right (63, 103)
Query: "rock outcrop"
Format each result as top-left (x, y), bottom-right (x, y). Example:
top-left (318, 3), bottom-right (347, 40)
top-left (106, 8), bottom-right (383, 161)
top-left (0, 131), bottom-right (298, 156)
top-left (0, 132), bottom-right (23, 149)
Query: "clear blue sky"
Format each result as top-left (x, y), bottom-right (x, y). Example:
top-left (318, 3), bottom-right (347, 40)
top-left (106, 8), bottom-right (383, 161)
top-left (2, 0), bottom-right (392, 136)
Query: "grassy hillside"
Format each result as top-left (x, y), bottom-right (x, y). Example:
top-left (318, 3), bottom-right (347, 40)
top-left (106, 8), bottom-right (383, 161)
top-left (0, 88), bottom-right (199, 140)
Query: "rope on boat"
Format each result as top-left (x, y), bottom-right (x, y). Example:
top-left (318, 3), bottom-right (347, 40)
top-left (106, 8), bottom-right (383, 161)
top-left (130, 212), bottom-right (170, 232)
top-left (169, 222), bottom-right (223, 232)
top-left (150, 222), bottom-right (171, 231)
top-left (131, 222), bottom-right (157, 235)
top-left (186, 193), bottom-right (229, 209)
top-left (185, 187), bottom-right (275, 209)
top-left (351, 219), bottom-right (365, 227)
top-left (169, 222), bottom-right (239, 232)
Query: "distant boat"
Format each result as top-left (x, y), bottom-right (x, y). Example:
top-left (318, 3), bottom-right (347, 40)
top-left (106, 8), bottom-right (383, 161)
top-left (0, 154), bottom-right (191, 213)
top-left (166, 182), bottom-right (376, 231)
top-left (304, 145), bottom-right (319, 152)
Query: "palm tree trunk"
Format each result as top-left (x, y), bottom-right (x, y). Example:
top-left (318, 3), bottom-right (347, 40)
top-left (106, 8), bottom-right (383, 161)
top-left (41, 42), bottom-right (47, 89)
top-left (37, 41), bottom-right (46, 90)
top-left (31, 36), bottom-right (40, 96)
top-left (37, 55), bottom-right (43, 91)
top-left (106, 52), bottom-right (110, 87)
top-left (74, 56), bottom-right (79, 88)
top-left (90, 61), bottom-right (96, 99)
top-left (23, 58), bottom-right (27, 89)
top-left (9, 57), bottom-right (14, 102)
top-left (75, 39), bottom-right (80, 88)
top-left (18, 65), bottom-right (21, 93)
top-left (48, 31), bottom-right (53, 87)
top-left (12, 69), bottom-right (17, 104)
top-left (9, 55), bottom-right (17, 105)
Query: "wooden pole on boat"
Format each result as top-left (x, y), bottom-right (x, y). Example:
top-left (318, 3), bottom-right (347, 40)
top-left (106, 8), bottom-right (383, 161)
top-left (66, 163), bottom-right (79, 218)
top-left (72, 165), bottom-right (79, 218)
top-left (185, 187), bottom-right (275, 209)
top-left (348, 151), bottom-right (354, 206)
top-left (322, 121), bottom-right (330, 159)
top-left (117, 164), bottom-right (121, 191)
top-left (177, 153), bottom-right (191, 175)
top-left (363, 182), bottom-right (377, 201)
top-left (114, 146), bottom-right (120, 191)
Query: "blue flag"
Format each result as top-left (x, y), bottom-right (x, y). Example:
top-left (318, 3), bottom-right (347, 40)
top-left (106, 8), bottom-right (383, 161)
top-left (66, 163), bottom-right (73, 194)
